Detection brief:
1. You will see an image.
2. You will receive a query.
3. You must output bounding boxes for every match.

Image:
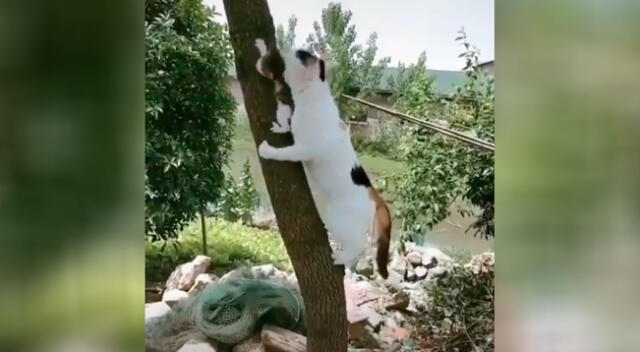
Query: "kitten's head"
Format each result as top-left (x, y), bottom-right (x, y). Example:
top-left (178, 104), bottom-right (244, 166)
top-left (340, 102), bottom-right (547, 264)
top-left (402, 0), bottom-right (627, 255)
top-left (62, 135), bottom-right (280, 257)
top-left (282, 49), bottom-right (329, 93)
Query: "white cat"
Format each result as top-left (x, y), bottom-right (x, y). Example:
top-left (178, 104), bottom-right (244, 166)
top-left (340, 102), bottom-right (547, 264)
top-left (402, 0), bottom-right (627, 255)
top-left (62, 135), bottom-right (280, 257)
top-left (254, 39), bottom-right (391, 278)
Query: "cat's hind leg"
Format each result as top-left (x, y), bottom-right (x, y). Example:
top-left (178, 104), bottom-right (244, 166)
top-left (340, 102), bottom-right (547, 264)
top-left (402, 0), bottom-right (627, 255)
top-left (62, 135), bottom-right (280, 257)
top-left (325, 204), bottom-right (369, 268)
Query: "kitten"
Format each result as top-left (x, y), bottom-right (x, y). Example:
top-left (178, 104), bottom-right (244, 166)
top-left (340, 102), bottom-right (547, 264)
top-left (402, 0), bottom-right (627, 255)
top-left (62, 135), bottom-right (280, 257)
top-left (254, 40), bottom-right (391, 278)
top-left (255, 39), bottom-right (295, 134)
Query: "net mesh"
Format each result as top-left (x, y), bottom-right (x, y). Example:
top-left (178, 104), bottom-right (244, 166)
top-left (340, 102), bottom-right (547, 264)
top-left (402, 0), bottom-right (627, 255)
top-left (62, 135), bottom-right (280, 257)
top-left (147, 278), bottom-right (305, 350)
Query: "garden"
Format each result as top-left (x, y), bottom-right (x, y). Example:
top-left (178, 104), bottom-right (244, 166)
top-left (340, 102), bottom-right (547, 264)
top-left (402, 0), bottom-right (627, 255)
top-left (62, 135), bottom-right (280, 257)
top-left (145, 1), bottom-right (494, 351)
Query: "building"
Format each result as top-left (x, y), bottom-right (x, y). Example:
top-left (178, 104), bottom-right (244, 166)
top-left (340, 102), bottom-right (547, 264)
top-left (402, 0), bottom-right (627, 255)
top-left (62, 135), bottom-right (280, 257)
top-left (478, 60), bottom-right (494, 76)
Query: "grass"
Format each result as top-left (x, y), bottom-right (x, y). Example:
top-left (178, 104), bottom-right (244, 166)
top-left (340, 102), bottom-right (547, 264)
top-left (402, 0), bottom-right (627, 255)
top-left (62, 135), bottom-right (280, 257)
top-left (146, 217), bottom-right (292, 283)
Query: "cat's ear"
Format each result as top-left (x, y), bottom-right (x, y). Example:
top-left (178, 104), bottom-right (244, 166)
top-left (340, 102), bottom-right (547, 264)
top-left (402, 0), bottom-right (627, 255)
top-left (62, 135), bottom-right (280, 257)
top-left (317, 49), bottom-right (335, 82)
top-left (295, 49), bottom-right (323, 81)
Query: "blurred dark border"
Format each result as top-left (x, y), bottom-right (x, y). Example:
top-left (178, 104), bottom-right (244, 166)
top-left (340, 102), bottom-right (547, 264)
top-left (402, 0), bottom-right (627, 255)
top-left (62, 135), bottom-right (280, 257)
top-left (0, 0), bottom-right (144, 351)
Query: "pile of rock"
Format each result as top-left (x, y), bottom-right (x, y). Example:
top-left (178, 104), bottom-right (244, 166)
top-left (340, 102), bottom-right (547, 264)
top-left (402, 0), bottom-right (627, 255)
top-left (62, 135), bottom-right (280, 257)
top-left (146, 247), bottom-right (494, 351)
top-left (387, 243), bottom-right (453, 283)
top-left (161, 255), bottom-right (218, 306)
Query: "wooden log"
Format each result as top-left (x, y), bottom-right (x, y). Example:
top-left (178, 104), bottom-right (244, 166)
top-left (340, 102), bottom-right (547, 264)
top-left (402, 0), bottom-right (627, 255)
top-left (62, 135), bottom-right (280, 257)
top-left (261, 325), bottom-right (306, 352)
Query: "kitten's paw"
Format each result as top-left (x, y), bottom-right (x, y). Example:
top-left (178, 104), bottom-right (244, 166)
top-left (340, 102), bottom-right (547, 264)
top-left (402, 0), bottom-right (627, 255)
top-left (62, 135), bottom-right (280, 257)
top-left (258, 141), bottom-right (275, 159)
top-left (255, 39), bottom-right (267, 55)
top-left (270, 122), bottom-right (290, 134)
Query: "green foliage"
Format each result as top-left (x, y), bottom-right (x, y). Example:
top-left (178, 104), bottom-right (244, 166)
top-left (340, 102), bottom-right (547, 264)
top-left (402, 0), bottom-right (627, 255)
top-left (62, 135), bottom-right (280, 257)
top-left (416, 265), bottom-right (494, 352)
top-left (388, 51), bottom-right (429, 103)
top-left (145, 0), bottom-right (236, 240)
top-left (394, 29), bottom-right (494, 242)
top-left (276, 15), bottom-right (298, 51)
top-left (145, 218), bottom-right (292, 282)
top-left (215, 158), bottom-right (260, 225)
top-left (305, 2), bottom-right (390, 120)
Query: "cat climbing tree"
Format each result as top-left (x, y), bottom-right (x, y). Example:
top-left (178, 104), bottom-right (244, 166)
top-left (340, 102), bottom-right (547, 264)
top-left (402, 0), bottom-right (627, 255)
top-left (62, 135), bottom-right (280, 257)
top-left (221, 0), bottom-right (349, 351)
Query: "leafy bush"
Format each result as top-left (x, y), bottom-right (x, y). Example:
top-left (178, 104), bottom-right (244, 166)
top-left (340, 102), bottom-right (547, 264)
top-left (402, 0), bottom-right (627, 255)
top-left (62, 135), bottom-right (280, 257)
top-left (214, 158), bottom-right (260, 225)
top-left (393, 30), bottom-right (494, 242)
top-left (415, 265), bottom-right (494, 352)
top-left (146, 217), bottom-right (291, 283)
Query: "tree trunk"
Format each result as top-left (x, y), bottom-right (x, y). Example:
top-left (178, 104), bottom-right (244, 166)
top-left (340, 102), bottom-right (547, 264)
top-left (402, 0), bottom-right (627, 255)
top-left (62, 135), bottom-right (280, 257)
top-left (222, 1), bottom-right (348, 351)
top-left (199, 206), bottom-right (207, 255)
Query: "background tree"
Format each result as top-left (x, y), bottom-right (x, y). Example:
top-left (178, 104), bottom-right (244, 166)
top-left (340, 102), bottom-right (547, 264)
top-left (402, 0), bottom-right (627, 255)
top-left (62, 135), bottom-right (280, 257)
top-left (222, 0), bottom-right (348, 351)
top-left (394, 29), bottom-right (495, 242)
top-left (387, 52), bottom-right (429, 104)
top-left (216, 158), bottom-right (260, 225)
top-left (275, 15), bottom-right (298, 51)
top-left (145, 0), bottom-right (236, 240)
top-left (305, 2), bottom-right (390, 120)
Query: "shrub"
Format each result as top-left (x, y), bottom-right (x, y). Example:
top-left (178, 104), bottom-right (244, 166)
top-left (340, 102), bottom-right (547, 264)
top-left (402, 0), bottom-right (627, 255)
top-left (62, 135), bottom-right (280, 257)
top-left (393, 30), bottom-right (494, 242)
top-left (414, 264), bottom-right (494, 352)
top-left (145, 0), bottom-right (236, 240)
top-left (145, 217), bottom-right (291, 282)
top-left (214, 158), bottom-right (260, 225)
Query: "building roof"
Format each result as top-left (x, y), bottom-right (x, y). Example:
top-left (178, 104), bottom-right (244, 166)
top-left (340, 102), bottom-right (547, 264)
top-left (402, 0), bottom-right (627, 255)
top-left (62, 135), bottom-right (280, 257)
top-left (228, 65), bottom-right (470, 96)
top-left (478, 60), bottom-right (495, 67)
top-left (378, 67), bottom-right (466, 96)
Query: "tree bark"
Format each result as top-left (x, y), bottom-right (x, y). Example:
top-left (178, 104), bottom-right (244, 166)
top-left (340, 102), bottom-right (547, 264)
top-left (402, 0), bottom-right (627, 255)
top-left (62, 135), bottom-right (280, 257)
top-left (222, 1), bottom-right (348, 351)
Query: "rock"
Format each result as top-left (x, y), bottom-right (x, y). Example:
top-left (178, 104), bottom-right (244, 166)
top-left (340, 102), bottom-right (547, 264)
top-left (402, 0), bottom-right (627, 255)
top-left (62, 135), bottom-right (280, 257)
top-left (405, 251), bottom-right (422, 266)
top-left (361, 305), bottom-right (384, 328)
top-left (251, 210), bottom-right (278, 231)
top-left (405, 244), bottom-right (453, 268)
top-left (380, 323), bottom-right (411, 345)
top-left (219, 267), bottom-right (251, 284)
top-left (385, 291), bottom-right (410, 311)
top-left (162, 289), bottom-right (189, 307)
top-left (355, 259), bottom-right (374, 279)
top-left (388, 253), bottom-right (407, 275)
top-left (414, 266), bottom-right (428, 279)
top-left (166, 255), bottom-right (212, 291)
top-left (466, 252), bottom-right (495, 276)
top-left (422, 255), bottom-right (438, 269)
top-left (145, 301), bottom-right (171, 324)
top-left (426, 266), bottom-right (448, 281)
top-left (188, 273), bottom-right (217, 295)
top-left (146, 286), bottom-right (163, 303)
top-left (177, 339), bottom-right (219, 352)
top-left (406, 269), bottom-right (416, 281)
top-left (232, 334), bottom-right (264, 352)
top-left (349, 324), bottom-right (381, 349)
top-left (403, 282), bottom-right (429, 312)
top-left (383, 271), bottom-right (403, 293)
top-left (250, 264), bottom-right (276, 278)
top-left (348, 320), bottom-right (366, 341)
top-left (286, 273), bottom-right (298, 290)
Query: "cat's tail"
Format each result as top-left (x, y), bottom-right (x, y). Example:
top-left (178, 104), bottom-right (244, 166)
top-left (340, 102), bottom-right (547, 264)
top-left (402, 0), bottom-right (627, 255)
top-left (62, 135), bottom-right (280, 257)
top-left (368, 187), bottom-right (392, 279)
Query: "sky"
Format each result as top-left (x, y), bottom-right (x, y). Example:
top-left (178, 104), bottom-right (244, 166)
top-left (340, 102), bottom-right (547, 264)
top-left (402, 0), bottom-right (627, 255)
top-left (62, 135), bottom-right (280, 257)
top-left (205, 0), bottom-right (494, 71)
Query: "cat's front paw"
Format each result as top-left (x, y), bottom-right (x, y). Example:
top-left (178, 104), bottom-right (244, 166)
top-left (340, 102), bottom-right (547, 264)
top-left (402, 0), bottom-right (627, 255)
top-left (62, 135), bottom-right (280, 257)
top-left (255, 38), bottom-right (267, 55)
top-left (258, 141), bottom-right (275, 159)
top-left (270, 122), bottom-right (290, 134)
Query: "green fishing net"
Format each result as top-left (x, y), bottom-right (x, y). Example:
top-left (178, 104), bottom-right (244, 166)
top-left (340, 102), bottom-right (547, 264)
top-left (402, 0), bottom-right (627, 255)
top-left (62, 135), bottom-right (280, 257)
top-left (147, 279), bottom-right (305, 349)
